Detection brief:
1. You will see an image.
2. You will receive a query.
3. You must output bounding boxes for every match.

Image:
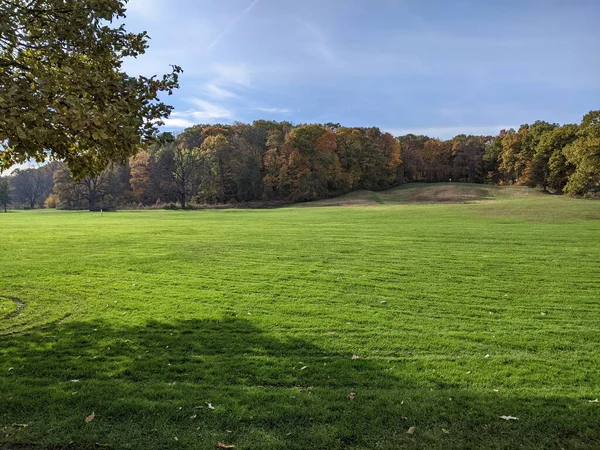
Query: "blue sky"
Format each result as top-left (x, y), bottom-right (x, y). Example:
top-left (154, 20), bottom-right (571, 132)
top-left (124, 0), bottom-right (600, 138)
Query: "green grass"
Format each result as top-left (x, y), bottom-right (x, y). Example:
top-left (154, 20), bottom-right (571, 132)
top-left (1, 184), bottom-right (600, 449)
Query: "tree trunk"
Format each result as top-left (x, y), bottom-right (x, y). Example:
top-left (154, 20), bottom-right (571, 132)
top-left (180, 193), bottom-right (186, 209)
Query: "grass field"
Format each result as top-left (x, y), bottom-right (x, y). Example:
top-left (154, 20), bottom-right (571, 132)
top-left (1, 184), bottom-right (600, 449)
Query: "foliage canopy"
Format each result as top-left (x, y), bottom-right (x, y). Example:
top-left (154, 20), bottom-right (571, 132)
top-left (0, 0), bottom-right (181, 178)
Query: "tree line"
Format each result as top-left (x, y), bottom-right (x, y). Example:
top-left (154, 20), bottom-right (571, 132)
top-left (1, 111), bottom-right (598, 212)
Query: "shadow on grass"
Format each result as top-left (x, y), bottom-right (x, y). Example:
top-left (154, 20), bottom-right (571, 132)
top-left (1, 318), bottom-right (599, 449)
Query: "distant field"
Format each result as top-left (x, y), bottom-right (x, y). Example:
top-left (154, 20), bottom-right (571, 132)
top-left (1, 184), bottom-right (600, 449)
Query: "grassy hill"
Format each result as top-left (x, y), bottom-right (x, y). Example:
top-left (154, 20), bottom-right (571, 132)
top-left (1, 185), bottom-right (599, 449)
top-left (304, 182), bottom-right (538, 207)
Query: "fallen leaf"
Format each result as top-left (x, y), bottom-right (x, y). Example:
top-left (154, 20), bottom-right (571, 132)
top-left (85, 413), bottom-right (95, 423)
top-left (328, 331), bottom-right (336, 335)
top-left (218, 443), bottom-right (235, 448)
top-left (500, 415), bottom-right (518, 421)
top-left (442, 428), bottom-right (450, 434)
top-left (485, 354), bottom-right (490, 358)
top-left (300, 366), bottom-right (308, 371)
top-left (207, 402), bottom-right (215, 410)
top-left (588, 399), bottom-right (599, 403)
top-left (190, 414), bottom-right (197, 419)
top-left (407, 426), bottom-right (416, 434)
top-left (247, 311), bottom-right (252, 316)
top-left (351, 355), bottom-right (360, 360)
top-left (174, 436), bottom-right (178, 441)
top-left (70, 379), bottom-right (79, 382)
top-left (348, 392), bottom-right (355, 400)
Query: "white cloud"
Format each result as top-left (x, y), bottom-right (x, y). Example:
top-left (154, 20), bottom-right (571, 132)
top-left (253, 107), bottom-right (292, 114)
top-left (188, 99), bottom-right (234, 121)
top-left (163, 99), bottom-right (234, 128)
top-left (386, 125), bottom-right (517, 139)
top-left (162, 117), bottom-right (196, 128)
top-left (204, 83), bottom-right (239, 100)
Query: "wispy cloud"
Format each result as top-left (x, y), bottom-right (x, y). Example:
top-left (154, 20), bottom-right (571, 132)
top-left (207, 0), bottom-right (262, 53)
top-left (204, 83), bottom-right (239, 100)
top-left (297, 20), bottom-right (343, 67)
top-left (253, 107), bottom-right (292, 114)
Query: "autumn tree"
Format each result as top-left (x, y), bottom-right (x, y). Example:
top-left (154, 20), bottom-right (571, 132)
top-left (266, 125), bottom-right (344, 201)
top-left (231, 121), bottom-right (278, 201)
top-left (421, 139), bottom-right (452, 182)
top-left (498, 122), bottom-right (557, 185)
top-left (530, 124), bottom-right (578, 192)
top-left (564, 111), bottom-right (600, 197)
top-left (164, 142), bottom-right (202, 209)
top-left (372, 130), bottom-right (402, 188)
top-left (0, 0), bottom-right (181, 177)
top-left (129, 150), bottom-right (160, 205)
top-left (197, 134), bottom-right (229, 203)
top-left (397, 134), bottom-right (428, 182)
top-left (498, 128), bottom-right (525, 184)
top-left (335, 127), bottom-right (365, 189)
top-left (483, 131), bottom-right (508, 184)
top-left (451, 135), bottom-right (487, 183)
